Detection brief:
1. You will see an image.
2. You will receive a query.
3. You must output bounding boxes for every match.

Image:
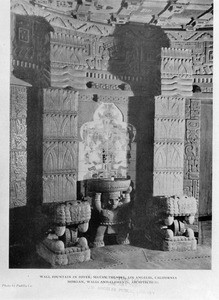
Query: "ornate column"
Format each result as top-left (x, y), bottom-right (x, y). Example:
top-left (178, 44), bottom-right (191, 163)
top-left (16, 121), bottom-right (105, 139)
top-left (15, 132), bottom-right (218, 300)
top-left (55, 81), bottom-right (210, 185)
top-left (42, 88), bottom-right (78, 203)
top-left (10, 77), bottom-right (31, 208)
top-left (145, 47), bottom-right (198, 251)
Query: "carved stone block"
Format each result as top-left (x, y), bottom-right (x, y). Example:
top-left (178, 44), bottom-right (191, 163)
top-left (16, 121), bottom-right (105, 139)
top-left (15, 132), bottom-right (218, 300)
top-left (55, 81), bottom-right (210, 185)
top-left (36, 200), bottom-right (91, 266)
top-left (153, 96), bottom-right (186, 196)
top-left (183, 99), bottom-right (201, 200)
top-left (161, 47), bottom-right (193, 97)
top-left (43, 174), bottom-right (77, 203)
top-left (42, 88), bottom-right (78, 203)
top-left (145, 195), bottom-right (198, 251)
top-left (10, 84), bottom-right (28, 208)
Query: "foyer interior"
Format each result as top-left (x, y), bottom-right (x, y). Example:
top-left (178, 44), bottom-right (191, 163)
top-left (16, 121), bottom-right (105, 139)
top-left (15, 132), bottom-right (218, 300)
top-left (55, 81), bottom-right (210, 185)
top-left (9, 0), bottom-right (212, 269)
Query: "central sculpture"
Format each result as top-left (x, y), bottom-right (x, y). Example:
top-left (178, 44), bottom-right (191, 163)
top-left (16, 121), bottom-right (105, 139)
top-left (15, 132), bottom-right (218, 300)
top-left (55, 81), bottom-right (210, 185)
top-left (78, 102), bottom-right (136, 246)
top-left (89, 177), bottom-right (132, 247)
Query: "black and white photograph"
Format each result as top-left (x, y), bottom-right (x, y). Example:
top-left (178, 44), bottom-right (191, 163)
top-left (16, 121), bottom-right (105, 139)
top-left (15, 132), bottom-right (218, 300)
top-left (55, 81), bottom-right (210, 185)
top-left (0, 0), bottom-right (217, 299)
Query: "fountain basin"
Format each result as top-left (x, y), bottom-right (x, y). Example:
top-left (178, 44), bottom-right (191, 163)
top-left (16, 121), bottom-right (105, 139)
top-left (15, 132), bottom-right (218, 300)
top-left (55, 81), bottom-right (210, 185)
top-left (89, 178), bottom-right (131, 193)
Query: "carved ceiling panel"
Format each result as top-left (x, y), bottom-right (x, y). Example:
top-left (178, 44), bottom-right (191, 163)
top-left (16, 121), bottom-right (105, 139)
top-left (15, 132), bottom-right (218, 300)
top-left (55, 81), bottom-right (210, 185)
top-left (11, 0), bottom-right (213, 29)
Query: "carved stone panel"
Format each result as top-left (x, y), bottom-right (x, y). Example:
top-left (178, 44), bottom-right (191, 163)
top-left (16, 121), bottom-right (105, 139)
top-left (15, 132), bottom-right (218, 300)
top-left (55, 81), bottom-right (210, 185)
top-left (153, 96), bottom-right (185, 196)
top-left (166, 30), bottom-right (213, 95)
top-left (11, 13), bottom-right (52, 87)
top-left (183, 99), bottom-right (201, 199)
top-left (161, 47), bottom-right (193, 97)
top-left (78, 102), bottom-right (136, 180)
top-left (42, 88), bottom-right (78, 203)
top-left (10, 85), bottom-right (27, 208)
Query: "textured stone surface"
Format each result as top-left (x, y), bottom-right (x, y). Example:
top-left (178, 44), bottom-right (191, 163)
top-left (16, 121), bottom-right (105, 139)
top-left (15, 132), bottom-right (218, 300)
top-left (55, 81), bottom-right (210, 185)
top-left (10, 84), bottom-right (28, 208)
top-left (42, 88), bottom-right (78, 203)
top-left (11, 0), bottom-right (213, 29)
top-left (10, 0), bottom-right (212, 256)
top-left (36, 242), bottom-right (90, 266)
top-left (153, 96), bottom-right (186, 196)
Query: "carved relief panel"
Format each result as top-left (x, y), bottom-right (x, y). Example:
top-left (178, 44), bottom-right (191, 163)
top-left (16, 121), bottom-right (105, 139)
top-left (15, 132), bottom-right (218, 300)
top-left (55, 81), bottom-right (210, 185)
top-left (161, 47), bottom-right (193, 97)
top-left (166, 30), bottom-right (213, 94)
top-left (11, 13), bottom-right (51, 87)
top-left (184, 99), bottom-right (201, 199)
top-left (10, 85), bottom-right (28, 208)
top-left (153, 96), bottom-right (185, 196)
top-left (42, 88), bottom-right (78, 203)
top-left (78, 102), bottom-right (136, 180)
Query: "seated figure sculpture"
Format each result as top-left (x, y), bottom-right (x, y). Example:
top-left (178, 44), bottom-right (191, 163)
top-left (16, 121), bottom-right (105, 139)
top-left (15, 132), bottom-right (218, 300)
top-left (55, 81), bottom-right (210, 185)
top-left (92, 184), bottom-right (133, 247)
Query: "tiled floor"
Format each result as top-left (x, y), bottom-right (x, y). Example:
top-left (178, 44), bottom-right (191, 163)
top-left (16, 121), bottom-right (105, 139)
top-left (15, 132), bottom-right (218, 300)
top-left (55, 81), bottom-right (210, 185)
top-left (10, 223), bottom-right (211, 270)
top-left (10, 243), bottom-right (211, 270)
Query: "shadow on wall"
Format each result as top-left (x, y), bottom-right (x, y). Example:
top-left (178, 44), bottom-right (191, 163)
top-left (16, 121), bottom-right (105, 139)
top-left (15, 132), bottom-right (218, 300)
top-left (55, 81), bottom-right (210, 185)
top-left (10, 14), bottom-right (53, 262)
top-left (107, 24), bottom-right (170, 228)
top-left (9, 16), bottom-right (170, 261)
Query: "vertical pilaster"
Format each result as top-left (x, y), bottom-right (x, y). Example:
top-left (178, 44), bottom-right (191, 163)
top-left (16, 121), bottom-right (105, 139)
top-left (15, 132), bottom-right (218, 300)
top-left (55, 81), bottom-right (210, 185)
top-left (153, 96), bottom-right (185, 196)
top-left (184, 98), bottom-right (201, 200)
top-left (42, 88), bottom-right (79, 203)
top-left (10, 79), bottom-right (31, 208)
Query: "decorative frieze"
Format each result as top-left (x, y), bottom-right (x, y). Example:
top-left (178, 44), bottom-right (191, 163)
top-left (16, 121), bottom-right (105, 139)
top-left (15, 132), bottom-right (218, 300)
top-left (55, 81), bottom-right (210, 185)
top-left (161, 47), bottom-right (193, 97)
top-left (11, 0), bottom-right (213, 30)
top-left (166, 30), bottom-right (213, 86)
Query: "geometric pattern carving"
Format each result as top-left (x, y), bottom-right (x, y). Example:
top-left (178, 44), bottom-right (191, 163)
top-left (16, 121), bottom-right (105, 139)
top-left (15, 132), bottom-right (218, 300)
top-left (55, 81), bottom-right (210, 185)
top-left (183, 99), bottom-right (201, 199)
top-left (10, 85), bottom-right (27, 208)
top-left (166, 30), bottom-right (213, 96)
top-left (78, 102), bottom-right (136, 180)
top-left (153, 47), bottom-right (193, 196)
top-left (42, 174), bottom-right (76, 203)
top-left (11, 13), bottom-right (51, 87)
top-left (43, 141), bottom-right (77, 173)
top-left (43, 115), bottom-right (78, 138)
top-left (161, 48), bottom-right (193, 97)
top-left (42, 88), bottom-right (78, 203)
top-left (153, 96), bottom-right (185, 196)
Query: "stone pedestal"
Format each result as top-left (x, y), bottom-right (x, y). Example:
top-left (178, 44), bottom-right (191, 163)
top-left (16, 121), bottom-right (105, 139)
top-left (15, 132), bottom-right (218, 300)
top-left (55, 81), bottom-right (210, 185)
top-left (146, 47), bottom-right (198, 251)
top-left (145, 196), bottom-right (197, 251)
top-left (89, 178), bottom-right (133, 247)
top-left (36, 200), bottom-right (91, 266)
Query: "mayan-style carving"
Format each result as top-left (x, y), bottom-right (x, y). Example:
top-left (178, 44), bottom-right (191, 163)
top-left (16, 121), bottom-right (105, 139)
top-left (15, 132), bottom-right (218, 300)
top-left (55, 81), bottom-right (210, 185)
top-left (78, 102), bottom-right (136, 180)
top-left (43, 115), bottom-right (78, 138)
top-left (161, 48), bottom-right (193, 97)
top-left (43, 88), bottom-right (79, 112)
top-left (183, 99), bottom-right (201, 199)
top-left (145, 195), bottom-right (197, 251)
top-left (161, 37), bottom-right (207, 201)
top-left (149, 45), bottom-right (199, 251)
top-left (89, 178), bottom-right (133, 247)
top-left (166, 30), bottom-right (213, 88)
top-left (10, 85), bottom-right (28, 208)
top-left (43, 174), bottom-right (77, 203)
top-left (153, 96), bottom-right (185, 196)
top-left (11, 13), bottom-right (51, 87)
top-left (98, 95), bottom-right (129, 104)
top-left (43, 88), bottom-right (78, 203)
top-left (11, 0), bottom-right (213, 30)
top-left (36, 200), bottom-right (91, 266)
top-left (43, 141), bottom-right (77, 172)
